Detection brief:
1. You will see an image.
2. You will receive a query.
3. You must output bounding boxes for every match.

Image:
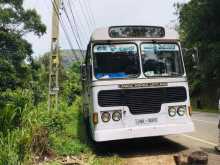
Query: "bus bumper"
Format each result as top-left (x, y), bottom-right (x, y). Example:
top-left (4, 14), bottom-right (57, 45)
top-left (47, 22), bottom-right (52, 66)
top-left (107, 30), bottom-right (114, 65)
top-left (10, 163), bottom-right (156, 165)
top-left (93, 122), bottom-right (194, 142)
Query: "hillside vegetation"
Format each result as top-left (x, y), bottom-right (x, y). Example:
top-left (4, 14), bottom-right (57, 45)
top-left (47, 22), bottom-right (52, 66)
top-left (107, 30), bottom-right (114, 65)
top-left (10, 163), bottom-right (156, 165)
top-left (0, 0), bottom-right (88, 164)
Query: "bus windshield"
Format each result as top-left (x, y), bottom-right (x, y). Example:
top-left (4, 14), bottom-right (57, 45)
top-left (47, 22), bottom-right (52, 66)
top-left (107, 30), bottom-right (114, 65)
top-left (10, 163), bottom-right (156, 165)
top-left (93, 44), bottom-right (140, 79)
top-left (141, 43), bottom-right (184, 77)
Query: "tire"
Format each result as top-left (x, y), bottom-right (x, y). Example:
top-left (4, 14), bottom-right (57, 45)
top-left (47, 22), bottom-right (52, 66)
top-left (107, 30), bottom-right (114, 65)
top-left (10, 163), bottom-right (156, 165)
top-left (85, 116), bottom-right (97, 145)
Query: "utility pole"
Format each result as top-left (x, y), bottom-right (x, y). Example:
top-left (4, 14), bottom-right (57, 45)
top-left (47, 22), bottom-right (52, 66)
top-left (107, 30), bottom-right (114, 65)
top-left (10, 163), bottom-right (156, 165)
top-left (48, 0), bottom-right (61, 111)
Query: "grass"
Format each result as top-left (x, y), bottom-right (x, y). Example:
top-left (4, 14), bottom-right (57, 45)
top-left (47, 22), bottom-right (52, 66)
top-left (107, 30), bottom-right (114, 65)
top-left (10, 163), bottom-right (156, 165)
top-left (41, 97), bottom-right (123, 165)
top-left (0, 95), bottom-right (124, 165)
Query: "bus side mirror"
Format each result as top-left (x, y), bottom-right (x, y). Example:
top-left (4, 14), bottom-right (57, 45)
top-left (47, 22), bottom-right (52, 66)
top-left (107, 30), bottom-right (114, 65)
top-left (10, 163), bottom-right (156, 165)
top-left (80, 64), bottom-right (86, 81)
top-left (192, 47), bottom-right (199, 66)
top-left (89, 64), bottom-right (92, 78)
top-left (183, 47), bottom-right (199, 69)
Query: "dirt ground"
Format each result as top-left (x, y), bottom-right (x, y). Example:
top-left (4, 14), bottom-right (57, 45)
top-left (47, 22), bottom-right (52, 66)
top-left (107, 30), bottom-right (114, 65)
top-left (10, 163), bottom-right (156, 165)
top-left (92, 136), bottom-right (220, 165)
top-left (123, 155), bottom-right (176, 165)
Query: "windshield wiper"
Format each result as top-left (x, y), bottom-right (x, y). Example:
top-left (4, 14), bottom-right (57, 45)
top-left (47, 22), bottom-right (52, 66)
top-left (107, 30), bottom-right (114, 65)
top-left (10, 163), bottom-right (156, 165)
top-left (169, 72), bottom-right (182, 77)
top-left (144, 73), bottom-right (182, 77)
top-left (128, 74), bottom-right (138, 78)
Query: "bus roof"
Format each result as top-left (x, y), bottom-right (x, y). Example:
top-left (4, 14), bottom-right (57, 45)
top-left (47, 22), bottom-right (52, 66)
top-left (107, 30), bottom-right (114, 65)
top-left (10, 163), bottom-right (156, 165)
top-left (91, 26), bottom-right (179, 42)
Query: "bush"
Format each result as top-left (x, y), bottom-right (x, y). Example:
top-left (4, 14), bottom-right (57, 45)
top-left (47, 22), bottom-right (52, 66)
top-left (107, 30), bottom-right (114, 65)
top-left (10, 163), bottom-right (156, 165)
top-left (0, 131), bottom-right (20, 165)
top-left (0, 61), bottom-right (88, 164)
top-left (0, 129), bottom-right (31, 165)
top-left (47, 97), bottom-right (89, 156)
top-left (0, 89), bottom-right (32, 133)
top-left (62, 62), bottom-right (82, 106)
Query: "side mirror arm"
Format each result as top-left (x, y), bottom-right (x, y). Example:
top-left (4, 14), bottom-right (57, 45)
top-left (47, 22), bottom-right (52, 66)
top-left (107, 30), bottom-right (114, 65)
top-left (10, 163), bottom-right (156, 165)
top-left (80, 64), bottom-right (86, 81)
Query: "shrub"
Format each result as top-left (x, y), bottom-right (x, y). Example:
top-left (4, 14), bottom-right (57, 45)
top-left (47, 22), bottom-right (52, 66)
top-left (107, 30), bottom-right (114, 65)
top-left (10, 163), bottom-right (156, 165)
top-left (0, 61), bottom-right (87, 164)
top-left (0, 129), bottom-right (30, 165)
top-left (0, 131), bottom-right (20, 165)
top-left (0, 89), bottom-right (32, 133)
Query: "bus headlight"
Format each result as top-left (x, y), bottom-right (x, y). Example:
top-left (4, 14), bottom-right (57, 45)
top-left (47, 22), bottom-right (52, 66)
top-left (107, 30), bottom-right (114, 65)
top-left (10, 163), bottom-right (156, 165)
top-left (112, 111), bottom-right (122, 122)
top-left (101, 112), bottom-right (111, 122)
top-left (168, 107), bottom-right (176, 117)
top-left (177, 106), bottom-right (186, 116)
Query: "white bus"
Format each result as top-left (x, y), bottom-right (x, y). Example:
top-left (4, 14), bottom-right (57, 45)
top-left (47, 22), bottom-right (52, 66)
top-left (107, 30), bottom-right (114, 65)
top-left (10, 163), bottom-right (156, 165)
top-left (81, 26), bottom-right (194, 142)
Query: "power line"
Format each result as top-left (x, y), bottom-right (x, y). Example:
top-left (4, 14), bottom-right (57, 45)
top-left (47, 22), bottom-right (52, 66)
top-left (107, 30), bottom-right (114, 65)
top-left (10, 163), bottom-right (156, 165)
top-left (60, 17), bottom-right (81, 61)
top-left (62, 2), bottom-right (85, 58)
top-left (51, 0), bottom-right (81, 61)
top-left (62, 2), bottom-right (84, 48)
top-left (0, 50), bottom-right (19, 55)
top-left (67, 0), bottom-right (89, 48)
top-left (54, 0), bottom-right (84, 59)
top-left (77, 0), bottom-right (93, 33)
top-left (68, 0), bottom-right (90, 40)
top-left (82, 0), bottom-right (96, 27)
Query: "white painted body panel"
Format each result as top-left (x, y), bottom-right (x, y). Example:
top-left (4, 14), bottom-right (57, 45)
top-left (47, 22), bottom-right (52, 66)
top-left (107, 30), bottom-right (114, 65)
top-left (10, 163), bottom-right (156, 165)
top-left (87, 78), bottom-right (194, 142)
top-left (91, 27), bottom-right (178, 41)
top-left (94, 122), bottom-right (194, 142)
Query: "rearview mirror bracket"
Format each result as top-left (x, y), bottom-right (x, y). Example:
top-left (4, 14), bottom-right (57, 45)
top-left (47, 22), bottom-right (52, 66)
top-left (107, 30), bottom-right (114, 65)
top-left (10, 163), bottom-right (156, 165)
top-left (80, 64), bottom-right (86, 81)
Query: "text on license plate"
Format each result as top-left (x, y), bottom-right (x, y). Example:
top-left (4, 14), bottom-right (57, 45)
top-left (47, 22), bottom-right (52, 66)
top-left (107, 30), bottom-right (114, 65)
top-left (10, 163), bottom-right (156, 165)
top-left (135, 118), bottom-right (158, 125)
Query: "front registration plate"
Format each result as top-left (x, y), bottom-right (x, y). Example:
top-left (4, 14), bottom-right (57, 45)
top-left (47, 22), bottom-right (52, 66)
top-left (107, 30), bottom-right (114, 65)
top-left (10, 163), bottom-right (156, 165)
top-left (135, 118), bottom-right (158, 126)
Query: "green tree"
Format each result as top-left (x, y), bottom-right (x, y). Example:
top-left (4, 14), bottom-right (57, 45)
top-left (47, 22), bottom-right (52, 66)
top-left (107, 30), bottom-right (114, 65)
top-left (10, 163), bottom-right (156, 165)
top-left (0, 0), bottom-right (46, 91)
top-left (63, 62), bottom-right (81, 106)
top-left (175, 0), bottom-right (220, 107)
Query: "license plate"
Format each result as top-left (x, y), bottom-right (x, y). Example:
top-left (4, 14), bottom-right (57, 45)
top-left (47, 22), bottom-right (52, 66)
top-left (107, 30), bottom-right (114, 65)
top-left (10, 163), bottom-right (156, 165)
top-left (135, 118), bottom-right (158, 125)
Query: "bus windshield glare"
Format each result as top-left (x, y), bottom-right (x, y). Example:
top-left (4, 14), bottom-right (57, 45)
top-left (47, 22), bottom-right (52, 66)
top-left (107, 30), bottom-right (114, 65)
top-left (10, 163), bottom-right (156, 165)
top-left (93, 44), bottom-right (140, 79)
top-left (141, 43), bottom-right (184, 77)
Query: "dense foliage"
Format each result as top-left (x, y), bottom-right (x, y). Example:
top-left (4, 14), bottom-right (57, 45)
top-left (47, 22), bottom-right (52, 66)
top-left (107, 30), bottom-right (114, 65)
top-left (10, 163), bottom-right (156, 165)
top-left (175, 0), bottom-right (220, 108)
top-left (0, 1), bottom-right (88, 164)
top-left (0, 0), bottom-right (46, 138)
top-left (0, 61), bottom-right (85, 164)
top-left (0, 0), bottom-right (46, 91)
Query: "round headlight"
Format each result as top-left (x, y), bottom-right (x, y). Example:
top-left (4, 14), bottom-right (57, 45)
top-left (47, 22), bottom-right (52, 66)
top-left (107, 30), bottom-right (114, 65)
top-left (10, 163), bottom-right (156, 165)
top-left (101, 112), bottom-right (111, 122)
top-left (177, 106), bottom-right (186, 116)
top-left (168, 107), bottom-right (176, 117)
top-left (112, 111), bottom-right (122, 122)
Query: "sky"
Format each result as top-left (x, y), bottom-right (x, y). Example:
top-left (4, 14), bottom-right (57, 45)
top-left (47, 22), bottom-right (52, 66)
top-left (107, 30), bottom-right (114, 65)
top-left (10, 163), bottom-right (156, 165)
top-left (23, 0), bottom-right (189, 57)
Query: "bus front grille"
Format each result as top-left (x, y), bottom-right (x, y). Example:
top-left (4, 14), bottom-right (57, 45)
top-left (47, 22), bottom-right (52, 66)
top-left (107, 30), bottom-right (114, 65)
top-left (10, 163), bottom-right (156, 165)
top-left (98, 87), bottom-right (187, 115)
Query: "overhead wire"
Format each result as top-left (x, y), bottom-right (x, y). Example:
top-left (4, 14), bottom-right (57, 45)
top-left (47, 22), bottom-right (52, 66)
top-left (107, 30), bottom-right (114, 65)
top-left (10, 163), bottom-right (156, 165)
top-left (51, 0), bottom-right (81, 61)
top-left (62, 1), bottom-right (85, 57)
top-left (52, 0), bottom-right (76, 51)
top-left (51, 0), bottom-right (96, 60)
top-left (87, 0), bottom-right (96, 27)
top-left (67, 0), bottom-right (89, 47)
top-left (77, 0), bottom-right (94, 33)
top-left (54, 0), bottom-right (85, 59)
top-left (82, 0), bottom-right (96, 27)
top-left (68, 0), bottom-right (91, 35)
